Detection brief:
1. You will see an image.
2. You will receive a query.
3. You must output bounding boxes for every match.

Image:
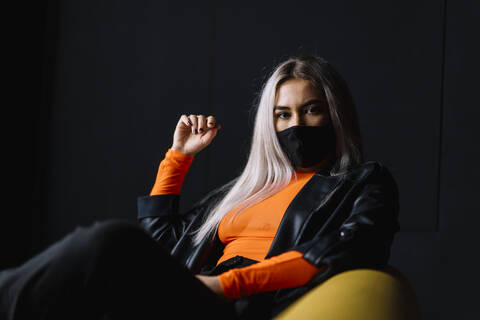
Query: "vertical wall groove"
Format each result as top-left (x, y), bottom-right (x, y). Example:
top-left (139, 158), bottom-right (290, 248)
top-left (204, 0), bottom-right (217, 190)
top-left (436, 0), bottom-right (448, 232)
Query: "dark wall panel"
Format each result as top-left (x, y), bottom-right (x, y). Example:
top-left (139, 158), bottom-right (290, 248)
top-left (0, 2), bottom-right (51, 269)
top-left (390, 232), bottom-right (441, 319)
top-left (39, 0), bottom-right (213, 247)
top-left (440, 1), bottom-right (480, 318)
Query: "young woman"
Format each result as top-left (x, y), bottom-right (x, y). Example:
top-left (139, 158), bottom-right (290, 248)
top-left (0, 55), bottom-right (399, 320)
top-left (137, 55), bottom-right (400, 318)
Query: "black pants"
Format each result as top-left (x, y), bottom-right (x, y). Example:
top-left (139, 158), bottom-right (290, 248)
top-left (0, 220), bottom-right (238, 320)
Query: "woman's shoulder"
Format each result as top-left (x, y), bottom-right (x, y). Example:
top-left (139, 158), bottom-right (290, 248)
top-left (357, 160), bottom-right (389, 176)
top-left (348, 159), bottom-right (394, 174)
top-left (337, 160), bottom-right (398, 187)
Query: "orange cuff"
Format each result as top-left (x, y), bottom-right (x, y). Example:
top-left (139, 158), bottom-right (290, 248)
top-left (218, 250), bottom-right (326, 300)
top-left (150, 148), bottom-right (194, 195)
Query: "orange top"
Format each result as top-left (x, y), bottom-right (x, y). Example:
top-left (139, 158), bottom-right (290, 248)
top-left (150, 148), bottom-right (327, 299)
top-left (217, 170), bottom-right (316, 264)
top-left (217, 250), bottom-right (322, 299)
top-left (150, 148), bottom-right (194, 195)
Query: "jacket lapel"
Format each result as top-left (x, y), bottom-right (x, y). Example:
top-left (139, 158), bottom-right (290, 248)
top-left (264, 171), bottom-right (348, 259)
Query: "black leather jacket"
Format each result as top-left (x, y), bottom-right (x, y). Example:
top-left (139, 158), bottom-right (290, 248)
top-left (136, 160), bottom-right (400, 319)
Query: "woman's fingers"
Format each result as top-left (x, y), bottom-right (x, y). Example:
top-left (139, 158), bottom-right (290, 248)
top-left (197, 115), bottom-right (207, 133)
top-left (188, 114), bottom-right (198, 134)
top-left (207, 115), bottom-right (216, 128)
top-left (180, 114), bottom-right (192, 127)
top-left (200, 124), bottom-right (219, 144)
top-left (185, 114), bottom-right (219, 135)
top-left (173, 114), bottom-right (221, 157)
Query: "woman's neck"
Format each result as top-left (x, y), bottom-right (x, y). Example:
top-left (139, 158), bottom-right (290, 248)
top-left (295, 150), bottom-right (335, 173)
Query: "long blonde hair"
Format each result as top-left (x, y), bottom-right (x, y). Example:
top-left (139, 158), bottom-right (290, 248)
top-left (192, 55), bottom-right (364, 246)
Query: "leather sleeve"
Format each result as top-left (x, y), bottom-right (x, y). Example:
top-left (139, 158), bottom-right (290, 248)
top-left (136, 182), bottom-right (230, 254)
top-left (137, 194), bottom-right (192, 252)
top-left (136, 147), bottom-right (204, 252)
top-left (292, 162), bottom-right (400, 284)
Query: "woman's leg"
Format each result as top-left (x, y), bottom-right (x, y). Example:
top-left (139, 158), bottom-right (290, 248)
top-left (0, 219), bottom-right (237, 320)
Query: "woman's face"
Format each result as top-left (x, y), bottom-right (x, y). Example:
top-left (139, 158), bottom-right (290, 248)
top-left (274, 78), bottom-right (331, 132)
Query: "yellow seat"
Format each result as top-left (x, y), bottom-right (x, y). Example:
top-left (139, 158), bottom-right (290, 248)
top-left (275, 265), bottom-right (420, 320)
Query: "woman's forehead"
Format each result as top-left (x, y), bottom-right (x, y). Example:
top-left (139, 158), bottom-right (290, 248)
top-left (275, 79), bottom-right (324, 106)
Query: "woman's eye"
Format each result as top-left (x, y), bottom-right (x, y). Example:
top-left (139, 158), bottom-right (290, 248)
top-left (276, 112), bottom-right (290, 119)
top-left (306, 106), bottom-right (322, 114)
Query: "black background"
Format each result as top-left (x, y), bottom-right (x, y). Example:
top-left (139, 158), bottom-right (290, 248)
top-left (3, 1), bottom-right (479, 319)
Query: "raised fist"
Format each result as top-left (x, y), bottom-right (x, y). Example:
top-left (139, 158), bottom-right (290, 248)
top-left (171, 114), bottom-right (221, 157)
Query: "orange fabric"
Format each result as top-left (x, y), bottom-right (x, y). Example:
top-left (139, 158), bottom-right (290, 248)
top-left (150, 148), bottom-right (327, 299)
top-left (217, 171), bottom-right (316, 264)
top-left (150, 148), bottom-right (193, 195)
top-left (218, 250), bottom-right (327, 300)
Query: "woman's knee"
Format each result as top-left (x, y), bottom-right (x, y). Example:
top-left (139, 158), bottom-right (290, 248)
top-left (73, 219), bottom-right (149, 256)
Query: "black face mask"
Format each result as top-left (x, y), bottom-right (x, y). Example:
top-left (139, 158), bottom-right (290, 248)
top-left (276, 124), bottom-right (336, 169)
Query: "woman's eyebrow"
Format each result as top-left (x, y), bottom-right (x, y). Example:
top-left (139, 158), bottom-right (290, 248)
top-left (274, 99), bottom-right (323, 110)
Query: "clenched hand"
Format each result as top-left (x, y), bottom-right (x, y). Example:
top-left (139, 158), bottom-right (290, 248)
top-left (171, 114), bottom-right (221, 157)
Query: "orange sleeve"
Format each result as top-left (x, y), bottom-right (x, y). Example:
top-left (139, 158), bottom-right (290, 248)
top-left (217, 250), bottom-right (327, 300)
top-left (150, 148), bottom-right (194, 196)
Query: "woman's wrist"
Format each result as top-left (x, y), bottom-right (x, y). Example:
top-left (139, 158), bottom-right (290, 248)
top-left (195, 275), bottom-right (226, 299)
top-left (171, 145), bottom-right (196, 157)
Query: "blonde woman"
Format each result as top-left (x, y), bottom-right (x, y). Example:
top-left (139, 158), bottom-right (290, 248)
top-left (138, 55), bottom-right (400, 318)
top-left (0, 55), bottom-right (399, 320)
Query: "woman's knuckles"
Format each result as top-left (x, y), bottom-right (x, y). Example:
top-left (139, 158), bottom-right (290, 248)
top-left (174, 114), bottom-right (219, 155)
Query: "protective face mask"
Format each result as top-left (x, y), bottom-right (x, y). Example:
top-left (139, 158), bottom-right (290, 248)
top-left (276, 124), bottom-right (336, 169)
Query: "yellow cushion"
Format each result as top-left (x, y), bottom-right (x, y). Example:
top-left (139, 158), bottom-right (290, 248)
top-left (274, 266), bottom-right (420, 320)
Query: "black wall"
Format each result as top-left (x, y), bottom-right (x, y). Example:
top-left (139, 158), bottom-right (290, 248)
top-left (4, 1), bottom-right (479, 319)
